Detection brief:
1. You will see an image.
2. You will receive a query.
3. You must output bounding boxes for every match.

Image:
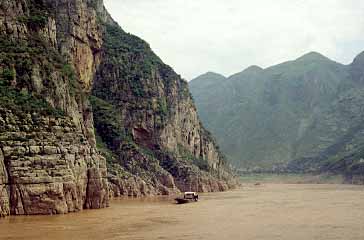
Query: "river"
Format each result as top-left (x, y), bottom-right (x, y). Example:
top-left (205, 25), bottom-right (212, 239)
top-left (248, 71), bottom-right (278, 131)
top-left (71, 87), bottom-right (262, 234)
top-left (1, 184), bottom-right (364, 240)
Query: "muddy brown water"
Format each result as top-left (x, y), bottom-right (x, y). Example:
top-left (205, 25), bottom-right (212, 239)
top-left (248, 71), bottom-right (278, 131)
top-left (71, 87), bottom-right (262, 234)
top-left (1, 184), bottom-right (364, 240)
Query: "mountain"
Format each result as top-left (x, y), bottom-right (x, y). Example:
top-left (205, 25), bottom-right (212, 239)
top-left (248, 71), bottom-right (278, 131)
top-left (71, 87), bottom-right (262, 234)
top-left (190, 51), bottom-right (364, 182)
top-left (189, 72), bottom-right (226, 90)
top-left (0, 0), bottom-right (235, 217)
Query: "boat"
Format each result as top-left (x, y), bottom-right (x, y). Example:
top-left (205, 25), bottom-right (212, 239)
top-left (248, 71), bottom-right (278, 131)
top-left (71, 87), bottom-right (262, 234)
top-left (175, 192), bottom-right (199, 204)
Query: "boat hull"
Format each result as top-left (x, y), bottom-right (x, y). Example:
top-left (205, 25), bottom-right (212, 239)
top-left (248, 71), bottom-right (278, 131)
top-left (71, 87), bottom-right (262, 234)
top-left (174, 198), bottom-right (197, 204)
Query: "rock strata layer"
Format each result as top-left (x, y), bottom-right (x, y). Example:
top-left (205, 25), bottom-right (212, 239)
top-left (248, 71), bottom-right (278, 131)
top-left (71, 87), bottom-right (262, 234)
top-left (0, 108), bottom-right (108, 215)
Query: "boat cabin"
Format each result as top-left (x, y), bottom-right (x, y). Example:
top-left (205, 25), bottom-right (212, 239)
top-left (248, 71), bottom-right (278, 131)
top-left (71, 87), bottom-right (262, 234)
top-left (184, 192), bottom-right (198, 200)
top-left (174, 192), bottom-right (199, 204)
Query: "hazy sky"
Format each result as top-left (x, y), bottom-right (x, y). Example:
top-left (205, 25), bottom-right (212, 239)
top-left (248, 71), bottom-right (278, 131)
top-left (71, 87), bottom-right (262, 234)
top-left (104, 0), bottom-right (364, 80)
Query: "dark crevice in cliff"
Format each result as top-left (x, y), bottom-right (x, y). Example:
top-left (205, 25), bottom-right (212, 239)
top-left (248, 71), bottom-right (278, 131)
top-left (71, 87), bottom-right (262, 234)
top-left (0, 147), bottom-right (21, 215)
top-left (0, 148), bottom-right (9, 184)
top-left (14, 185), bottom-right (27, 215)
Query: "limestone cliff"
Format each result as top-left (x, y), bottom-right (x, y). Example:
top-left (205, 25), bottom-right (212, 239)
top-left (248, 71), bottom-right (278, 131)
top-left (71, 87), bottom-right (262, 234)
top-left (92, 15), bottom-right (235, 197)
top-left (0, 0), bottom-right (109, 216)
top-left (0, 0), bottom-right (235, 217)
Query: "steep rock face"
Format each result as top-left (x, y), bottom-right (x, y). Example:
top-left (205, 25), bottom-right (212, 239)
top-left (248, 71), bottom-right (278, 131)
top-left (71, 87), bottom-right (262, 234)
top-left (92, 20), bottom-right (235, 196)
top-left (0, 0), bottom-right (109, 216)
top-left (0, 108), bottom-right (108, 215)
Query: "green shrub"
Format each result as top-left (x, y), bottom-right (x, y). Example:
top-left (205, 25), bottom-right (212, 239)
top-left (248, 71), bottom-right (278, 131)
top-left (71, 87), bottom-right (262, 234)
top-left (17, 0), bottom-right (50, 29)
top-left (95, 133), bottom-right (118, 164)
top-left (62, 64), bottom-right (81, 96)
top-left (158, 97), bottom-right (168, 116)
top-left (90, 95), bottom-right (128, 148)
top-left (177, 144), bottom-right (210, 171)
top-left (1, 68), bottom-right (15, 82)
top-left (102, 23), bottom-right (164, 98)
top-left (31, 14), bottom-right (48, 26)
top-left (62, 64), bottom-right (75, 80)
top-left (88, 0), bottom-right (100, 10)
top-left (0, 85), bottom-right (64, 117)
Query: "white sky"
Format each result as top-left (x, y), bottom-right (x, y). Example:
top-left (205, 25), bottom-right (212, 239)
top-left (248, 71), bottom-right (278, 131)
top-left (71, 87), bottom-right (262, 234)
top-left (104, 0), bottom-right (364, 80)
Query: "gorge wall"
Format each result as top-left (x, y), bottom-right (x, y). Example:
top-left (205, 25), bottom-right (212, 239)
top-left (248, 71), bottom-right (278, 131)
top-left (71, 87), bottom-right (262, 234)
top-left (0, 0), bottom-right (235, 216)
top-left (0, 0), bottom-right (109, 217)
top-left (92, 9), bottom-right (234, 198)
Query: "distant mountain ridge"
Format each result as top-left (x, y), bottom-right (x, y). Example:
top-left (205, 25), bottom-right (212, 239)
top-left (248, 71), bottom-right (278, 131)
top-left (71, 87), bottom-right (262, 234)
top-left (189, 51), bottom-right (364, 183)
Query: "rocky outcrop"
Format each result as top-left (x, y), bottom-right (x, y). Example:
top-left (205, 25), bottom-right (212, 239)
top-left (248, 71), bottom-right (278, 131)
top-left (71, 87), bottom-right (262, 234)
top-left (107, 162), bottom-right (175, 197)
top-left (344, 173), bottom-right (364, 185)
top-left (0, 0), bottom-right (109, 216)
top-left (0, 108), bottom-right (108, 215)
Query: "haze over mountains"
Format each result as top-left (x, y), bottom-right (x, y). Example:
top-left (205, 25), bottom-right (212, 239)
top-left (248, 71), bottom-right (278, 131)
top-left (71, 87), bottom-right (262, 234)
top-left (189, 51), bottom-right (364, 181)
